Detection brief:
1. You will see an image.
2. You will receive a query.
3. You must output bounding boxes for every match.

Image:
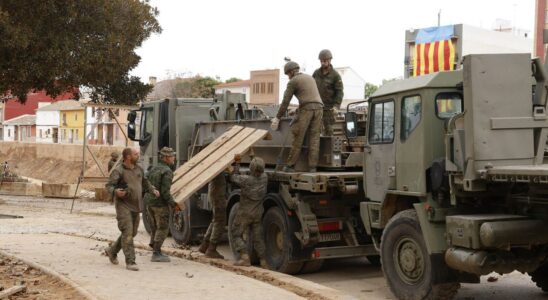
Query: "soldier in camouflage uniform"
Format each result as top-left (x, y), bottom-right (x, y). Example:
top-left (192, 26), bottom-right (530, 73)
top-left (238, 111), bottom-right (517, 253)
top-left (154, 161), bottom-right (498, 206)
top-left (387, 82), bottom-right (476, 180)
top-left (312, 49), bottom-right (344, 136)
top-left (108, 151), bottom-right (120, 172)
top-left (144, 147), bottom-right (179, 263)
top-left (104, 147), bottom-right (158, 271)
top-left (198, 172), bottom-right (227, 259)
top-left (230, 157), bottom-right (268, 268)
top-left (271, 61), bottom-right (323, 172)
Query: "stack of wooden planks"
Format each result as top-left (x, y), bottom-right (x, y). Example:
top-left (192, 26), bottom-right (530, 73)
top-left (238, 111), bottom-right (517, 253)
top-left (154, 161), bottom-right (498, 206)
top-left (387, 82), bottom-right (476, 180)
top-left (170, 125), bottom-right (269, 205)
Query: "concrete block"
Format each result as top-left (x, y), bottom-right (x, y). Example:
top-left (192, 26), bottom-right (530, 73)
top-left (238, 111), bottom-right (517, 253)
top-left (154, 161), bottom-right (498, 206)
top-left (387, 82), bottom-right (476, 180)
top-left (0, 182), bottom-right (41, 196)
top-left (42, 183), bottom-right (77, 198)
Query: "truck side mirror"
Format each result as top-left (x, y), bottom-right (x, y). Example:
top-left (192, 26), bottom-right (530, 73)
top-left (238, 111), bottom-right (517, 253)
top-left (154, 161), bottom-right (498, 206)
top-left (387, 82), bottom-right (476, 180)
top-left (345, 112), bottom-right (358, 138)
top-left (127, 111), bottom-right (137, 122)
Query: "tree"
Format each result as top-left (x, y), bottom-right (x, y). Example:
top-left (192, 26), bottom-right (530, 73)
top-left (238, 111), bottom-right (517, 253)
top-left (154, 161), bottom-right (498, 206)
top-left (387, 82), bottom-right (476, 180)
top-left (0, 0), bottom-right (161, 104)
top-left (364, 82), bottom-right (378, 98)
top-left (225, 77), bottom-right (242, 84)
top-left (172, 76), bottom-right (221, 98)
top-left (89, 75), bottom-right (153, 105)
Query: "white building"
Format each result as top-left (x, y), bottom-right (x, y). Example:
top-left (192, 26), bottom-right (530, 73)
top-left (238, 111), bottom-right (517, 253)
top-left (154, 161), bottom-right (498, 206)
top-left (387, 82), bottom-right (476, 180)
top-left (3, 114), bottom-right (36, 142)
top-left (35, 100), bottom-right (80, 143)
top-left (214, 80), bottom-right (251, 102)
top-left (86, 106), bottom-right (131, 146)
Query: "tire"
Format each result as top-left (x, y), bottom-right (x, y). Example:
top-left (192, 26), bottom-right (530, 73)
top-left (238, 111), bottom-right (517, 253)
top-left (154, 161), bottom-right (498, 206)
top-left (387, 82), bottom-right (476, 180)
top-left (227, 202), bottom-right (259, 264)
top-left (142, 206), bottom-right (152, 235)
top-left (380, 209), bottom-right (460, 300)
top-left (300, 259), bottom-right (324, 274)
top-left (366, 255), bottom-right (381, 267)
top-left (530, 263), bottom-right (548, 292)
top-left (263, 207), bottom-right (303, 274)
top-left (170, 201), bottom-right (191, 245)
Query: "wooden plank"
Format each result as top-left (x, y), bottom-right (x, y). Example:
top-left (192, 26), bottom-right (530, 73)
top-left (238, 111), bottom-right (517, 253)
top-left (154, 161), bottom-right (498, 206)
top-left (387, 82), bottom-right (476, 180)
top-left (172, 125), bottom-right (244, 182)
top-left (0, 285), bottom-right (26, 299)
top-left (171, 127), bottom-right (255, 195)
top-left (173, 129), bottom-right (268, 205)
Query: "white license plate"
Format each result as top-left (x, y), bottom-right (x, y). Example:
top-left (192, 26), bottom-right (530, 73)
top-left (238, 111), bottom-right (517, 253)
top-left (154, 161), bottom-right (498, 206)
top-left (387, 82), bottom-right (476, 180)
top-left (319, 232), bottom-right (341, 242)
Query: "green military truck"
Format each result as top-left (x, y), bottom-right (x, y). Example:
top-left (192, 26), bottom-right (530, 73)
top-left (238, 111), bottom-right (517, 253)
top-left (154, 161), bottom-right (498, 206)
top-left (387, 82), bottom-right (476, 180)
top-left (348, 53), bottom-right (548, 299)
top-left (129, 53), bottom-right (548, 299)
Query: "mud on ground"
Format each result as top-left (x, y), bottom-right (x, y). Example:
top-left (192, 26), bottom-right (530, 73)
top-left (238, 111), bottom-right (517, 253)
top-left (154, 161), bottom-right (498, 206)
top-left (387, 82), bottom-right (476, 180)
top-left (0, 255), bottom-right (82, 299)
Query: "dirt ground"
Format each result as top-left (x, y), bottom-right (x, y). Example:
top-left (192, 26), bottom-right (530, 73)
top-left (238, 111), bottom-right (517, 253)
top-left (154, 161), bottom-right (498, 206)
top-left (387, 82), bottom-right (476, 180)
top-left (0, 255), bottom-right (82, 300)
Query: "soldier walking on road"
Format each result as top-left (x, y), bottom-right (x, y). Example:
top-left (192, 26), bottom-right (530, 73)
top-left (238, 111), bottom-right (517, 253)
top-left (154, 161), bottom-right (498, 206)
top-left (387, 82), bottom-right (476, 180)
top-left (313, 49), bottom-right (344, 136)
top-left (230, 157), bottom-right (268, 268)
top-left (144, 147), bottom-right (179, 263)
top-left (104, 147), bottom-right (158, 271)
top-left (199, 171), bottom-right (228, 259)
top-left (271, 61), bottom-right (323, 173)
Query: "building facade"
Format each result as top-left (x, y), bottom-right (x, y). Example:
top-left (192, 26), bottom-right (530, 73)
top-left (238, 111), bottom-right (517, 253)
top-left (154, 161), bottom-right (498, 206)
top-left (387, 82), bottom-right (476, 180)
top-left (3, 115), bottom-right (36, 142)
top-left (214, 80), bottom-right (251, 102)
top-left (59, 105), bottom-right (85, 144)
top-left (86, 106), bottom-right (130, 146)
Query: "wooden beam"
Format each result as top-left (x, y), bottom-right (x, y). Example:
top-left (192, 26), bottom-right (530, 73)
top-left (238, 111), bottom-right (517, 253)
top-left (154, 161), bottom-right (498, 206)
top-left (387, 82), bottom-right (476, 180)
top-left (86, 145), bottom-right (107, 177)
top-left (0, 285), bottom-right (26, 299)
top-left (172, 125), bottom-right (244, 182)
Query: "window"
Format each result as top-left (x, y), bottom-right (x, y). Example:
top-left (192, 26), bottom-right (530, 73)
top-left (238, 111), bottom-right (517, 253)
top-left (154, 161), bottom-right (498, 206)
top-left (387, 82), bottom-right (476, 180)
top-left (75, 113), bottom-right (77, 121)
top-left (260, 82), bottom-right (266, 94)
top-left (401, 95), bottom-right (421, 141)
top-left (141, 108), bottom-right (154, 142)
top-left (7, 129), bottom-right (10, 137)
top-left (435, 92), bottom-right (463, 119)
top-left (253, 83), bottom-right (260, 94)
top-left (62, 113), bottom-right (67, 125)
top-left (267, 82), bottom-right (274, 94)
top-left (369, 100), bottom-right (395, 144)
top-left (39, 129), bottom-right (43, 138)
top-left (75, 129), bottom-right (78, 141)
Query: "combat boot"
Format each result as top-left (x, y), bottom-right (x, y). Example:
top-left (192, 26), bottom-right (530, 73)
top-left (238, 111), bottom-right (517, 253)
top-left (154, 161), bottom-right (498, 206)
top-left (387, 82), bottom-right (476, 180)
top-left (259, 258), bottom-right (268, 269)
top-left (126, 263), bottom-right (139, 271)
top-left (204, 243), bottom-right (224, 259)
top-left (283, 165), bottom-right (295, 172)
top-left (151, 242), bottom-right (171, 262)
top-left (234, 253), bottom-right (251, 267)
top-left (198, 239), bottom-right (209, 254)
top-left (104, 248), bottom-right (119, 265)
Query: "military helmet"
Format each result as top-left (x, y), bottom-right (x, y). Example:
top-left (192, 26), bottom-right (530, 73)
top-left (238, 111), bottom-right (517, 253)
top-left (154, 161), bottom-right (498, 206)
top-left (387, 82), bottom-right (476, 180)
top-left (249, 157), bottom-right (265, 176)
top-left (284, 61), bottom-right (300, 75)
top-left (111, 152), bottom-right (119, 159)
top-left (159, 147), bottom-right (176, 157)
top-left (318, 49), bottom-right (333, 60)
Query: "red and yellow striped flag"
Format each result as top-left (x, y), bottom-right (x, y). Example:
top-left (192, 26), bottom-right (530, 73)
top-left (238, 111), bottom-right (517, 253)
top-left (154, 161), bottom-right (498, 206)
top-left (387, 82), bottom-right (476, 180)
top-left (412, 25), bottom-right (456, 76)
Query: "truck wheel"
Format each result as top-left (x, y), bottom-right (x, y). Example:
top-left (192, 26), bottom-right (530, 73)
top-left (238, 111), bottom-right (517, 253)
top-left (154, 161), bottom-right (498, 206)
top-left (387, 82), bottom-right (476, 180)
top-left (381, 209), bottom-right (460, 300)
top-left (228, 202), bottom-right (259, 264)
top-left (300, 259), bottom-right (324, 274)
top-left (366, 255), bottom-right (381, 267)
top-left (170, 201), bottom-right (191, 245)
top-left (263, 207), bottom-right (303, 274)
top-left (142, 207), bottom-right (152, 235)
top-left (530, 263), bottom-right (548, 292)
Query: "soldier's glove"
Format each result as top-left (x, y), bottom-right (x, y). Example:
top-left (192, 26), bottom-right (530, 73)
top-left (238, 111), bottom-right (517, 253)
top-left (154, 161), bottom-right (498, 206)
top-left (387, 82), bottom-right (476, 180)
top-left (270, 117), bottom-right (280, 131)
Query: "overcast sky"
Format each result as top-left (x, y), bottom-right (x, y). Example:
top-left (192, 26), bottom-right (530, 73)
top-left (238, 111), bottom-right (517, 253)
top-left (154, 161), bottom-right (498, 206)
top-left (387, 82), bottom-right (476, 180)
top-left (130, 0), bottom-right (535, 86)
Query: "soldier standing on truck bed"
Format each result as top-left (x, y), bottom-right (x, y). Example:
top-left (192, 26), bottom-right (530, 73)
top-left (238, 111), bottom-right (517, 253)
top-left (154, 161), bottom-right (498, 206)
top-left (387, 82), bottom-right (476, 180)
top-left (104, 147), bottom-right (159, 271)
top-left (144, 147), bottom-right (179, 263)
top-left (313, 49), bottom-right (344, 136)
top-left (271, 61), bottom-right (323, 173)
top-left (230, 156), bottom-right (268, 268)
top-left (198, 171), bottom-right (228, 259)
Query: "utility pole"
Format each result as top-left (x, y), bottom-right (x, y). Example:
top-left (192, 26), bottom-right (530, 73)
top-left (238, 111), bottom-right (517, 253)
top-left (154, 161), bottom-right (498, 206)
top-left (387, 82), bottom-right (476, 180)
top-left (438, 9), bottom-right (441, 26)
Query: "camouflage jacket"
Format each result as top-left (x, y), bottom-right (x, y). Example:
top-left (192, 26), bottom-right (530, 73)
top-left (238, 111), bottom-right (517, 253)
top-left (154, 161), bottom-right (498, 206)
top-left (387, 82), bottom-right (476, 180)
top-left (144, 161), bottom-right (176, 207)
top-left (312, 65), bottom-right (344, 109)
top-left (208, 173), bottom-right (227, 205)
top-left (106, 162), bottom-right (154, 212)
top-left (276, 73), bottom-right (323, 119)
top-left (230, 172), bottom-right (267, 219)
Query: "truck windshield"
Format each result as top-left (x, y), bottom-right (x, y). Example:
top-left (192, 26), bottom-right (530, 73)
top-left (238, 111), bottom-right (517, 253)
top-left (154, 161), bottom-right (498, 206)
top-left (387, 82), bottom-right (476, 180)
top-left (435, 92), bottom-right (462, 119)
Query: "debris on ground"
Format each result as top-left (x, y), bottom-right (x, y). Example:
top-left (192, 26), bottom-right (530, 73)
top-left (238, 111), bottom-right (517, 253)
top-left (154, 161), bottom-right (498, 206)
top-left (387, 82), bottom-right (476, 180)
top-left (0, 255), bottom-right (83, 299)
top-left (487, 276), bottom-right (499, 283)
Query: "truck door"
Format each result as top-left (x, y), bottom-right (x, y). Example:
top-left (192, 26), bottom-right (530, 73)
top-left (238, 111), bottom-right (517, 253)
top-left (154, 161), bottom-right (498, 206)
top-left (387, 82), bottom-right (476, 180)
top-left (365, 99), bottom-right (396, 201)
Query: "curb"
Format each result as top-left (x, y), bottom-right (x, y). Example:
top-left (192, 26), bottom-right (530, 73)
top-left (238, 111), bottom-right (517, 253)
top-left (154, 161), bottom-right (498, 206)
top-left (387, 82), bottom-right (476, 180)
top-left (0, 249), bottom-right (99, 300)
top-left (59, 232), bottom-right (354, 300)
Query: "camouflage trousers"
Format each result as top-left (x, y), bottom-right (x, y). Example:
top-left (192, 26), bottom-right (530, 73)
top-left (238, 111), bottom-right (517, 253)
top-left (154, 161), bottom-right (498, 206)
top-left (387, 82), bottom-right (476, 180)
top-left (322, 108), bottom-right (336, 136)
top-left (230, 213), bottom-right (265, 258)
top-left (287, 109), bottom-right (323, 168)
top-left (203, 197), bottom-right (226, 244)
top-left (109, 202), bottom-right (140, 265)
top-left (147, 205), bottom-right (170, 245)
